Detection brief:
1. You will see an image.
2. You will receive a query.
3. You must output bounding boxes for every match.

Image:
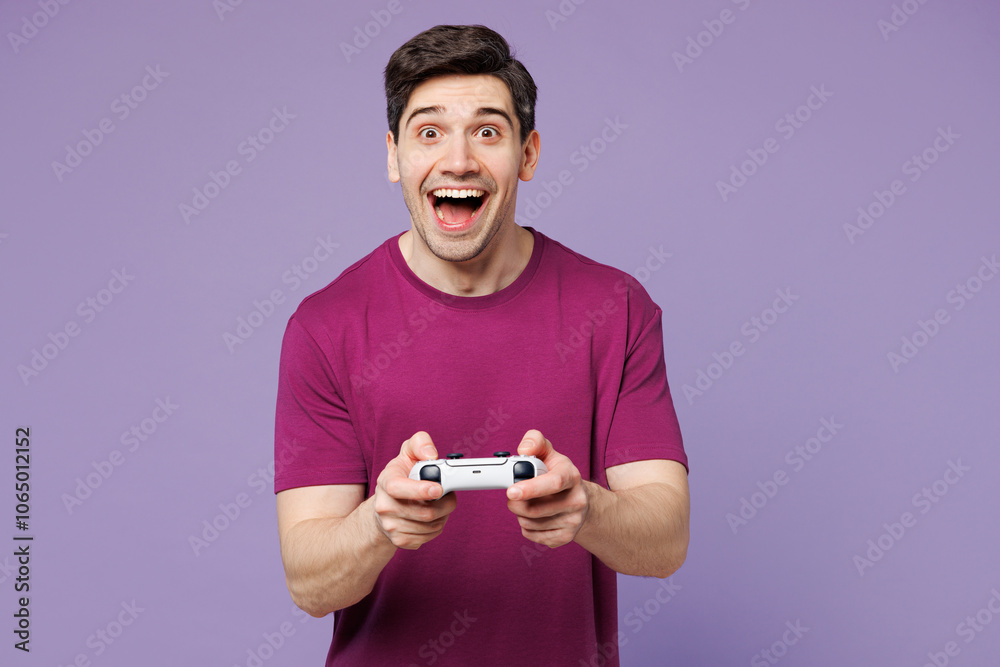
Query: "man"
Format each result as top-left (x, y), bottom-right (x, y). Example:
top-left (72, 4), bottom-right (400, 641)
top-left (274, 24), bottom-right (689, 666)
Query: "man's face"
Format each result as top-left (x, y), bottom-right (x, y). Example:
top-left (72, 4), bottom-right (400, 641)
top-left (387, 74), bottom-right (539, 263)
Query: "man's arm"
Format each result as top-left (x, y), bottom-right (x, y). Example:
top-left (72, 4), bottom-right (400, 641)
top-left (277, 484), bottom-right (393, 616)
top-left (575, 459), bottom-right (689, 578)
top-left (506, 430), bottom-right (689, 578)
top-left (277, 432), bottom-right (456, 617)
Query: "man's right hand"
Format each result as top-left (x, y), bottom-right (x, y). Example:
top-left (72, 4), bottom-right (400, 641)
top-left (372, 431), bottom-right (457, 549)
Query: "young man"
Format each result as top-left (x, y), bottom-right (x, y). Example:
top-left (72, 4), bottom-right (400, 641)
top-left (274, 25), bottom-right (689, 666)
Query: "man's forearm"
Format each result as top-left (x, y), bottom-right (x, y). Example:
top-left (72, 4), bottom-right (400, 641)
top-left (573, 481), bottom-right (689, 578)
top-left (282, 497), bottom-right (397, 617)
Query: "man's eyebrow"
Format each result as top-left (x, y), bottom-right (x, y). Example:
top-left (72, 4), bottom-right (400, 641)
top-left (403, 105), bottom-right (515, 131)
top-left (404, 105), bottom-right (444, 130)
top-left (475, 107), bottom-right (514, 130)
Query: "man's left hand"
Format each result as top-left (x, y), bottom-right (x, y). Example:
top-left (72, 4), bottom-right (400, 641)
top-left (506, 429), bottom-right (589, 548)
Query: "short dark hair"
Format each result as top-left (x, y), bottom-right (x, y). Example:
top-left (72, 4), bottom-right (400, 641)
top-left (384, 25), bottom-right (537, 146)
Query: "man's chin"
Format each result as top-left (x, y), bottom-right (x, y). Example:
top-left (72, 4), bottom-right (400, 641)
top-left (419, 214), bottom-right (501, 263)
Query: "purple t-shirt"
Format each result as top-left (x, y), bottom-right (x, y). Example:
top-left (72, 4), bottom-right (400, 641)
top-left (274, 227), bottom-right (687, 666)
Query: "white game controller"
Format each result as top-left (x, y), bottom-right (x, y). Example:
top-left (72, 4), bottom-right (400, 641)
top-left (409, 452), bottom-right (548, 495)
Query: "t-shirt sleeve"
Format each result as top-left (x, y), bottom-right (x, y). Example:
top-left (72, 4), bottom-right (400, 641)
top-left (273, 314), bottom-right (369, 493)
top-left (604, 279), bottom-right (688, 473)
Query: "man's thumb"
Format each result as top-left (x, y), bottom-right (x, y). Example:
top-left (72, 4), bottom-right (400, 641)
top-left (404, 430), bottom-right (438, 462)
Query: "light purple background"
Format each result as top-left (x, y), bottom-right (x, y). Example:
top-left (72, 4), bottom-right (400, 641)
top-left (2, 1), bottom-right (999, 665)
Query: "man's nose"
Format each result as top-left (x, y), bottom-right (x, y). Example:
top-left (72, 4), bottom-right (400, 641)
top-left (441, 135), bottom-right (479, 175)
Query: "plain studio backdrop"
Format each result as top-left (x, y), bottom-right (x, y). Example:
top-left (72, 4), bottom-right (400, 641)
top-left (1, 1), bottom-right (998, 665)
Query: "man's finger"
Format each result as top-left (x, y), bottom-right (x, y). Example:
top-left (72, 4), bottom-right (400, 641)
top-left (401, 430), bottom-right (439, 464)
top-left (517, 429), bottom-right (551, 459)
top-left (507, 491), bottom-right (569, 519)
top-left (383, 475), bottom-right (444, 501)
top-left (506, 468), bottom-right (568, 501)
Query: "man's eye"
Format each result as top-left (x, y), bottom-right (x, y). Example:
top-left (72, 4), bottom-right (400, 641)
top-left (420, 128), bottom-right (439, 139)
top-left (479, 128), bottom-right (498, 138)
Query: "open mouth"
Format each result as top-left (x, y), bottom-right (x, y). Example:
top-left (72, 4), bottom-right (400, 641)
top-left (428, 188), bottom-right (487, 228)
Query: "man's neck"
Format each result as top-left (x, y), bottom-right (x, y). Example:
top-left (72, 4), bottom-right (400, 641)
top-left (398, 224), bottom-right (534, 297)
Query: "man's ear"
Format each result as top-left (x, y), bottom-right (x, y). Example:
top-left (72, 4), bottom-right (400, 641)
top-left (518, 129), bottom-right (540, 182)
top-left (386, 131), bottom-right (400, 183)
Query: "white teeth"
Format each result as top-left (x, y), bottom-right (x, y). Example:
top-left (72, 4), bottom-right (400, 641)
top-left (431, 188), bottom-right (484, 223)
top-left (432, 188), bottom-right (484, 198)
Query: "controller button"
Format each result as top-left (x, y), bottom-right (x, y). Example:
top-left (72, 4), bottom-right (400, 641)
top-left (419, 465), bottom-right (441, 483)
top-left (513, 461), bottom-right (535, 482)
top-left (493, 451), bottom-right (511, 458)
top-left (446, 453), bottom-right (464, 459)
